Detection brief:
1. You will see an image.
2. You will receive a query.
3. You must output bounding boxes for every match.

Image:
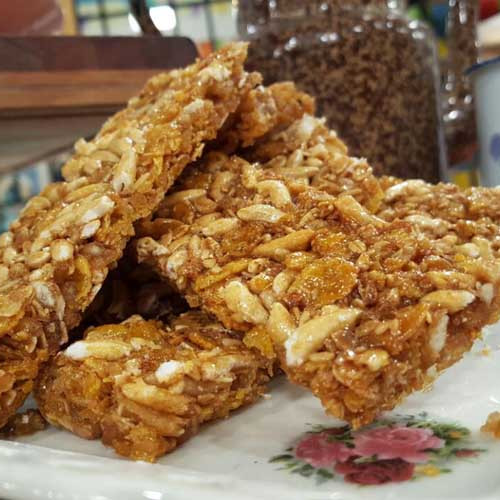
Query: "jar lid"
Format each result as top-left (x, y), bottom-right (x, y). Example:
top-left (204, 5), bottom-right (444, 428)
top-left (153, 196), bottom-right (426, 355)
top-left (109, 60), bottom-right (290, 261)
top-left (466, 55), bottom-right (500, 76)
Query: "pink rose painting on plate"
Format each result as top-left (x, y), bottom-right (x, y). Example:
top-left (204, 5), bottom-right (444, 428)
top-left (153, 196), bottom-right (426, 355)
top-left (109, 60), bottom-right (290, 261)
top-left (295, 433), bottom-right (357, 467)
top-left (270, 413), bottom-right (486, 486)
top-left (334, 458), bottom-right (415, 485)
top-left (353, 425), bottom-right (444, 463)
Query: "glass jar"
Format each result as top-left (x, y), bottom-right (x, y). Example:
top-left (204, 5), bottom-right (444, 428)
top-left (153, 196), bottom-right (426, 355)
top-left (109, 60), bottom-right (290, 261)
top-left (238, 0), bottom-right (446, 182)
top-left (442, 0), bottom-right (479, 185)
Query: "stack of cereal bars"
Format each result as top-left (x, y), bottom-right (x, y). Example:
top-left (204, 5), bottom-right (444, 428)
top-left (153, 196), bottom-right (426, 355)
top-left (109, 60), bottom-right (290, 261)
top-left (1, 44), bottom-right (499, 461)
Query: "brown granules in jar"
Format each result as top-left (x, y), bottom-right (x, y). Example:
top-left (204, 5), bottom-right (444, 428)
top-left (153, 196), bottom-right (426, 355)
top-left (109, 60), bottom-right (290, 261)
top-left (243, 6), bottom-right (443, 182)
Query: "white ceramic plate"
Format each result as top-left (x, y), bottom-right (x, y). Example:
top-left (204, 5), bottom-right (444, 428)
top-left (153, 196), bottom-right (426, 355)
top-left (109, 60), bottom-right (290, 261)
top-left (1, 324), bottom-right (500, 500)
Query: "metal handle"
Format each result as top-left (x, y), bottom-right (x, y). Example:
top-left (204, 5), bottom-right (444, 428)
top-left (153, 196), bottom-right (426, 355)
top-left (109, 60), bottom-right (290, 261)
top-left (128, 0), bottom-right (161, 35)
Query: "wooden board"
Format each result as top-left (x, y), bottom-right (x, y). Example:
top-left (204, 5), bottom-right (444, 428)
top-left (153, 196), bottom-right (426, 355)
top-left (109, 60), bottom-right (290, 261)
top-left (0, 36), bottom-right (198, 72)
top-left (0, 36), bottom-right (198, 172)
top-left (0, 69), bottom-right (167, 115)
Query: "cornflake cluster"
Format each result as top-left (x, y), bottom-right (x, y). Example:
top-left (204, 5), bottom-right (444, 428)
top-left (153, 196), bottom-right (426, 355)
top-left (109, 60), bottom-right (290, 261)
top-left (36, 312), bottom-right (271, 461)
top-left (1, 43), bottom-right (498, 460)
top-left (0, 43), bottom-right (255, 428)
top-left (135, 114), bottom-right (500, 427)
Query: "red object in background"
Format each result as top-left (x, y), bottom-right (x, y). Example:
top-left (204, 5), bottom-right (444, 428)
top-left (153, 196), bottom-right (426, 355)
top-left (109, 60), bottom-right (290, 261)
top-left (197, 41), bottom-right (214, 58)
top-left (481, 0), bottom-right (500, 20)
top-left (0, 0), bottom-right (63, 35)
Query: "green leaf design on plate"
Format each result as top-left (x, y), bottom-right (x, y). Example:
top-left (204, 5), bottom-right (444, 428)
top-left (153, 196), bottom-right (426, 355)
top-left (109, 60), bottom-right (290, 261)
top-left (269, 454), bottom-right (294, 463)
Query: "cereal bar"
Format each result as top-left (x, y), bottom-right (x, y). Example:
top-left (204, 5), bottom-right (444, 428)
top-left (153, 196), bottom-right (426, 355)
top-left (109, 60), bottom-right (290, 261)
top-left (0, 43), bottom-right (255, 427)
top-left (62, 43), bottom-right (257, 217)
top-left (246, 114), bottom-right (384, 212)
top-left (248, 104), bottom-right (500, 237)
top-left (208, 80), bottom-right (315, 157)
top-left (377, 176), bottom-right (500, 227)
top-left (135, 117), bottom-right (500, 427)
top-left (35, 312), bottom-right (272, 462)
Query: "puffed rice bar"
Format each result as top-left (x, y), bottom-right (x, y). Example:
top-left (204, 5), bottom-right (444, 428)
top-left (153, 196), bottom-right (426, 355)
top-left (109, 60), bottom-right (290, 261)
top-left (135, 116), bottom-right (500, 427)
top-left (0, 42), bottom-right (256, 427)
top-left (35, 312), bottom-right (272, 462)
top-left (81, 79), bottom-right (313, 329)
top-left (377, 176), bottom-right (500, 229)
top-left (213, 81), bottom-right (315, 154)
top-left (246, 103), bottom-right (500, 238)
top-left (253, 111), bottom-right (500, 266)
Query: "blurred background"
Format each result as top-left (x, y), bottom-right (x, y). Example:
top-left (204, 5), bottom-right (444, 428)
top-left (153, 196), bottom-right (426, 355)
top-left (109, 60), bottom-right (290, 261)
top-left (74, 0), bottom-right (236, 54)
top-left (0, 0), bottom-right (499, 231)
